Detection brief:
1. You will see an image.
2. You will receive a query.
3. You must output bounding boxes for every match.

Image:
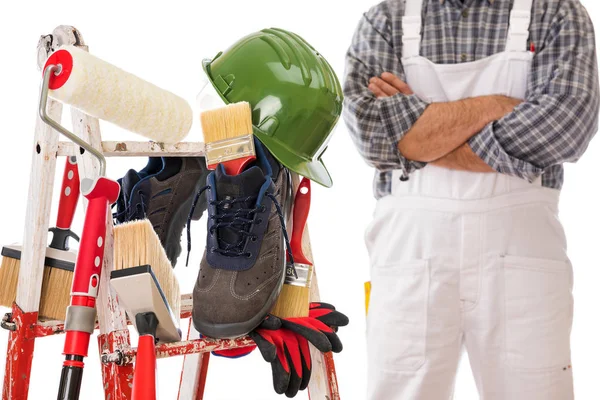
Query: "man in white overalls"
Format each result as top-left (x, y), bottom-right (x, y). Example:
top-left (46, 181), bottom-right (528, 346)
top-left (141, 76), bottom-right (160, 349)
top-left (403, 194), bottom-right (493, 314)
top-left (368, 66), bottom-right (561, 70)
top-left (344, 0), bottom-right (599, 399)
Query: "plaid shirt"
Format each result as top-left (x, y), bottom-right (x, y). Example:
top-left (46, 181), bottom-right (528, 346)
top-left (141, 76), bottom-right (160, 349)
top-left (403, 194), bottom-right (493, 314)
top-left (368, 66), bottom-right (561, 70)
top-left (343, 0), bottom-right (599, 199)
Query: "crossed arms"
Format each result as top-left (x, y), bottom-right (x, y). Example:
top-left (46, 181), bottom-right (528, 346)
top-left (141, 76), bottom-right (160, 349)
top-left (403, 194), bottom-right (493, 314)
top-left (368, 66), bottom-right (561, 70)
top-left (368, 73), bottom-right (520, 172)
top-left (343, 4), bottom-right (599, 183)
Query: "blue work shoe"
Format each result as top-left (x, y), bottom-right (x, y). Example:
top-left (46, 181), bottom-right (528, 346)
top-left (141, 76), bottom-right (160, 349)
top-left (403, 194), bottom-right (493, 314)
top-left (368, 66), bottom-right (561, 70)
top-left (115, 157), bottom-right (210, 266)
top-left (113, 157), bottom-right (163, 224)
top-left (189, 140), bottom-right (292, 339)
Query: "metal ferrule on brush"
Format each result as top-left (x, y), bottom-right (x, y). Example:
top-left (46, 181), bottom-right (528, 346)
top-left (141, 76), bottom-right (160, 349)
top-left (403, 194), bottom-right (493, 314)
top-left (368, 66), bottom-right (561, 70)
top-left (285, 263), bottom-right (313, 288)
top-left (205, 134), bottom-right (255, 166)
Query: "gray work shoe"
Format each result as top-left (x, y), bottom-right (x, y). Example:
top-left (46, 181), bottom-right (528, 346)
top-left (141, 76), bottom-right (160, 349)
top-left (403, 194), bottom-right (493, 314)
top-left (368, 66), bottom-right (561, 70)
top-left (191, 140), bottom-right (292, 338)
top-left (116, 157), bottom-right (210, 266)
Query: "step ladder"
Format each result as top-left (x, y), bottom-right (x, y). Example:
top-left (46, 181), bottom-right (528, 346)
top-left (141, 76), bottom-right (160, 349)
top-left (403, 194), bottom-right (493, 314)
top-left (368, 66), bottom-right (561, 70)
top-left (1, 25), bottom-right (340, 400)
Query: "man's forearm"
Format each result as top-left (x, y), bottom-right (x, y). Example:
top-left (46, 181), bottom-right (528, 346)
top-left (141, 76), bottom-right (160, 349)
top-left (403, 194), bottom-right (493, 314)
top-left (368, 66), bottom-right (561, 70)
top-left (431, 144), bottom-right (495, 172)
top-left (398, 95), bottom-right (521, 162)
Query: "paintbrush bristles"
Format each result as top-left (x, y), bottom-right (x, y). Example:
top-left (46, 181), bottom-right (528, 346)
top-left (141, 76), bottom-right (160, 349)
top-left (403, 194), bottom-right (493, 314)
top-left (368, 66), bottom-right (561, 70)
top-left (39, 267), bottom-right (72, 321)
top-left (0, 256), bottom-right (20, 308)
top-left (0, 255), bottom-right (72, 320)
top-left (113, 220), bottom-right (181, 318)
top-left (201, 102), bottom-right (253, 143)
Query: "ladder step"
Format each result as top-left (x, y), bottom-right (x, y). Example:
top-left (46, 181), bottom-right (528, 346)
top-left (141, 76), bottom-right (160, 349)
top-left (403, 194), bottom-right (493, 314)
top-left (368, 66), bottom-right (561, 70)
top-left (100, 336), bottom-right (255, 365)
top-left (154, 336), bottom-right (254, 359)
top-left (58, 141), bottom-right (206, 157)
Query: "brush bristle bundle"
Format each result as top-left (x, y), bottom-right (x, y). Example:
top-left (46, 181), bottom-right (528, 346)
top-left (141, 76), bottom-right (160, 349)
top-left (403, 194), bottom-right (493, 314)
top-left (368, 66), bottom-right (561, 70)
top-left (271, 285), bottom-right (310, 318)
top-left (114, 220), bottom-right (181, 318)
top-left (39, 267), bottom-right (72, 320)
top-left (201, 102), bottom-right (253, 143)
top-left (0, 256), bottom-right (20, 308)
top-left (0, 254), bottom-right (72, 320)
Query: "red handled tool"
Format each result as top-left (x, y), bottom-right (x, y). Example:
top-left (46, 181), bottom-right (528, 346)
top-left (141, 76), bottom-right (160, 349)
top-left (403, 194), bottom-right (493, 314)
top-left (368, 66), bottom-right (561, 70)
top-left (49, 156), bottom-right (80, 251)
top-left (131, 313), bottom-right (159, 400)
top-left (271, 177), bottom-right (313, 318)
top-left (57, 177), bottom-right (120, 400)
top-left (289, 177), bottom-right (312, 266)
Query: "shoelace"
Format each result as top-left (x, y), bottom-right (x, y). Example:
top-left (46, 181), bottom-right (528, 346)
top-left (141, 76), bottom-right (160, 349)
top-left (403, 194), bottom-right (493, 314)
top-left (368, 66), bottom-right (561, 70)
top-left (185, 186), bottom-right (296, 277)
top-left (112, 191), bottom-right (147, 223)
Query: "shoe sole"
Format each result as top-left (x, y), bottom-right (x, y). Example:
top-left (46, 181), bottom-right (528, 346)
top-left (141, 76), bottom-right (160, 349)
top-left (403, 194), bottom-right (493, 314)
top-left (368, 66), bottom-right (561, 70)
top-left (193, 169), bottom-right (291, 339)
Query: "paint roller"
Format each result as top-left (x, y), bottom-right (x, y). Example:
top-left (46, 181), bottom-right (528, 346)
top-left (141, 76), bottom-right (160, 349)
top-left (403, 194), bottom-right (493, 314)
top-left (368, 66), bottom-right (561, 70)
top-left (45, 45), bottom-right (193, 143)
top-left (37, 47), bottom-right (191, 400)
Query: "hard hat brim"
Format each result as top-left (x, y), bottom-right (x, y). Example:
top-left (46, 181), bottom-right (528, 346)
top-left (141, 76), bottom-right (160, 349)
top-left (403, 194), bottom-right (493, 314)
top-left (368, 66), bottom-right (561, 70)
top-left (253, 132), bottom-right (333, 188)
top-left (202, 59), bottom-right (334, 188)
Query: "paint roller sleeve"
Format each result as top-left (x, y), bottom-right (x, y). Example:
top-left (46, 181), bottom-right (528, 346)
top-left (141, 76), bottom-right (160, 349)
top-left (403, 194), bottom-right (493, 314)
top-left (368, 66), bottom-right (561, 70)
top-left (45, 45), bottom-right (192, 143)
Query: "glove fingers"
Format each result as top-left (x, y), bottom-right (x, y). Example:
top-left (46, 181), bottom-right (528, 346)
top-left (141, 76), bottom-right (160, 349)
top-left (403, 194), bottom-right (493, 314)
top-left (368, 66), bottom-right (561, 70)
top-left (284, 346), bottom-right (302, 398)
top-left (299, 338), bottom-right (312, 391)
top-left (282, 320), bottom-right (332, 353)
top-left (315, 310), bottom-right (349, 328)
top-left (280, 330), bottom-right (303, 376)
top-left (271, 358), bottom-right (291, 395)
top-left (259, 315), bottom-right (283, 330)
top-left (249, 330), bottom-right (276, 362)
top-left (324, 331), bottom-right (344, 353)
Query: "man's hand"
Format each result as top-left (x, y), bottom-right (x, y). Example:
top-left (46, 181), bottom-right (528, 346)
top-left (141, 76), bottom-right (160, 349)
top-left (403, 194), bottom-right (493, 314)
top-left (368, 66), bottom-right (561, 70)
top-left (368, 72), bottom-right (413, 98)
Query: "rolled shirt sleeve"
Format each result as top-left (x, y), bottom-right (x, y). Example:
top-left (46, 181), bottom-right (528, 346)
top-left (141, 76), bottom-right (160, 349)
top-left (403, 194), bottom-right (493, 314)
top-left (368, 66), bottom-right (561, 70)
top-left (469, 1), bottom-right (600, 186)
top-left (343, 4), bottom-right (429, 196)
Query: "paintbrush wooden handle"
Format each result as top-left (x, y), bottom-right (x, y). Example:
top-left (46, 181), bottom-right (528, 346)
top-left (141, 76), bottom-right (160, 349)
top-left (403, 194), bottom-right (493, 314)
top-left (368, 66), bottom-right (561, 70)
top-left (290, 177), bottom-right (311, 265)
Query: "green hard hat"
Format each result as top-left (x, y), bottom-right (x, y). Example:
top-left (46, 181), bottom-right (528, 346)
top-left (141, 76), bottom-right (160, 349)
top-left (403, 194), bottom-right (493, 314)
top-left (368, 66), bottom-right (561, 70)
top-left (201, 28), bottom-right (343, 187)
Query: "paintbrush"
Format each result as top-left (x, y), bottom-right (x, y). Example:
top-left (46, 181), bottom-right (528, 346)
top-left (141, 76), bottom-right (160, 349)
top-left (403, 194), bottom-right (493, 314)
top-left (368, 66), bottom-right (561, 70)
top-left (201, 102), bottom-right (255, 175)
top-left (0, 157), bottom-right (80, 320)
top-left (271, 177), bottom-right (313, 318)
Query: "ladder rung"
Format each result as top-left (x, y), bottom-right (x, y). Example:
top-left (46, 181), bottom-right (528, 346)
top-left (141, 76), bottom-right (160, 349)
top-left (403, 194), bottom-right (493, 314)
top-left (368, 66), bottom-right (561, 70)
top-left (57, 141), bottom-right (205, 157)
top-left (122, 336), bottom-right (256, 361)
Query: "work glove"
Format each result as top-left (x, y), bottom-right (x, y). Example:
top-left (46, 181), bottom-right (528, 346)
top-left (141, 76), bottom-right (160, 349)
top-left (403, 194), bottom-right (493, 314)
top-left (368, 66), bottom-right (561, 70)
top-left (252, 303), bottom-right (348, 397)
top-left (250, 322), bottom-right (312, 397)
top-left (213, 303), bottom-right (349, 397)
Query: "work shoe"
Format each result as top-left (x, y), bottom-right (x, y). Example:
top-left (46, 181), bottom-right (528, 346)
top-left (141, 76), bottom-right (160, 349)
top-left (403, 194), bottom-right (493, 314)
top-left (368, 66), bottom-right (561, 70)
top-left (115, 157), bottom-right (210, 266)
top-left (114, 157), bottom-right (163, 224)
top-left (190, 140), bottom-right (292, 339)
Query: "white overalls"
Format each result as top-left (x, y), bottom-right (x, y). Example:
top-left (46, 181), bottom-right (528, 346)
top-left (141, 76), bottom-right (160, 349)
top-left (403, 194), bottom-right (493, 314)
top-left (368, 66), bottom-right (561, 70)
top-left (365, 0), bottom-right (574, 399)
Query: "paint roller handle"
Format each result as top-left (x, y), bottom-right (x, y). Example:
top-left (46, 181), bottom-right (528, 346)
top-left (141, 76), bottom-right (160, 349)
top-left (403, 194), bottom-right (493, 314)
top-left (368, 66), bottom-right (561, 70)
top-left (50, 157), bottom-right (81, 251)
top-left (69, 177), bottom-right (120, 297)
top-left (59, 177), bottom-right (120, 400)
top-left (289, 177), bottom-right (311, 265)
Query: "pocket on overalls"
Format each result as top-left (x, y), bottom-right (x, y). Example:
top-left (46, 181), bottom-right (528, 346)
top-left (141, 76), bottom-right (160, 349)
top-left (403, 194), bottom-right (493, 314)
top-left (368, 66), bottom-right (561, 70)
top-left (367, 259), bottom-right (429, 372)
top-left (502, 254), bottom-right (573, 371)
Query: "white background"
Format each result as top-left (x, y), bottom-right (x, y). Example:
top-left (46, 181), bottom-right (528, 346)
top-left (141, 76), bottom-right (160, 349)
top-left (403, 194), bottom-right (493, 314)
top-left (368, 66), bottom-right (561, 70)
top-left (0, 0), bottom-right (599, 399)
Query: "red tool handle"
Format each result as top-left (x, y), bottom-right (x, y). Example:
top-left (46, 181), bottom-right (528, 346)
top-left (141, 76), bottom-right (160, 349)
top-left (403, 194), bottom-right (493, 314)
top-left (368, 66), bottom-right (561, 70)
top-left (68, 180), bottom-right (115, 298)
top-left (132, 335), bottom-right (157, 400)
top-left (289, 177), bottom-right (312, 265)
top-left (56, 156), bottom-right (80, 230)
top-left (59, 177), bottom-right (120, 400)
